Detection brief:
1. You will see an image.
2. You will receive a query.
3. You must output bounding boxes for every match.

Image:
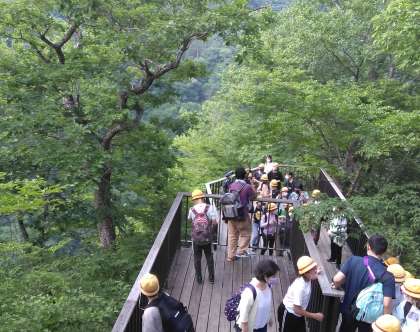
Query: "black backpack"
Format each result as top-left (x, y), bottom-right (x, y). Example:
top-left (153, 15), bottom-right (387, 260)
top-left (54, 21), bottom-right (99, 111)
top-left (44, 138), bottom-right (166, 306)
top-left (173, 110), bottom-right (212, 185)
top-left (147, 293), bottom-right (194, 332)
top-left (220, 182), bottom-right (246, 221)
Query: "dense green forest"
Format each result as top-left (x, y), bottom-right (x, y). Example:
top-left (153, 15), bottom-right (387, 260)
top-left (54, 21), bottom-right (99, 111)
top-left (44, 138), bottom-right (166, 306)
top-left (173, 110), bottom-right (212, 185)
top-left (0, 0), bottom-right (418, 330)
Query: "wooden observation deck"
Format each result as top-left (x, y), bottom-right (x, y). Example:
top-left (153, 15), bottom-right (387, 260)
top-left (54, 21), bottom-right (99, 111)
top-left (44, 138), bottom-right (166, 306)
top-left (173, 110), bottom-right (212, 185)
top-left (112, 167), bottom-right (369, 332)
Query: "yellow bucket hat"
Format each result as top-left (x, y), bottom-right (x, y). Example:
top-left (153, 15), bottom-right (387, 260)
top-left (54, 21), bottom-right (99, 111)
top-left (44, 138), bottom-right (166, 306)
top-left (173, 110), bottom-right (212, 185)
top-left (311, 189), bottom-right (321, 198)
top-left (387, 264), bottom-right (406, 283)
top-left (140, 273), bottom-right (160, 297)
top-left (297, 256), bottom-right (317, 275)
top-left (384, 256), bottom-right (399, 267)
top-left (270, 179), bottom-right (279, 188)
top-left (402, 278), bottom-right (420, 299)
top-left (261, 174), bottom-right (268, 181)
top-left (191, 189), bottom-right (205, 201)
top-left (267, 203), bottom-right (277, 212)
top-left (372, 314), bottom-right (401, 332)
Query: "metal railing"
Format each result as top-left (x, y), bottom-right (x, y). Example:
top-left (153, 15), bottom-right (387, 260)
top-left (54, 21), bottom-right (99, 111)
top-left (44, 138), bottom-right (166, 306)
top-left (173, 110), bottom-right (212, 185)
top-left (113, 166), bottom-right (369, 332)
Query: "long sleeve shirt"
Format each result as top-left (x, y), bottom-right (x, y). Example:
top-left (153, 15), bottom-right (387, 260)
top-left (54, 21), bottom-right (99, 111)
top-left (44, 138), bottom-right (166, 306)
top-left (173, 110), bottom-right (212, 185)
top-left (260, 213), bottom-right (279, 235)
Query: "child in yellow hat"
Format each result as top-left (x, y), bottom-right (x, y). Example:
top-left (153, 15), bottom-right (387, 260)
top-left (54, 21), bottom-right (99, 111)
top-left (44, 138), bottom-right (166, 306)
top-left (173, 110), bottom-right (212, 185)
top-left (394, 278), bottom-right (420, 331)
top-left (277, 256), bottom-right (323, 331)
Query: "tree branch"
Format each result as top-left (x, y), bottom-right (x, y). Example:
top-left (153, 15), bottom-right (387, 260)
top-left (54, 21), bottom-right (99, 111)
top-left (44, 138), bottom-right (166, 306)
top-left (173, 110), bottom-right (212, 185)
top-left (39, 23), bottom-right (78, 64)
top-left (131, 32), bottom-right (208, 95)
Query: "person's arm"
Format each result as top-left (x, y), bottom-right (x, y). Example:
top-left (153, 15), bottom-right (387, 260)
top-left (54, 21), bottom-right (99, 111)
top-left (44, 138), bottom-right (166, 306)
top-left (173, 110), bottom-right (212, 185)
top-left (332, 271), bottom-right (346, 289)
top-left (142, 307), bottom-right (163, 332)
top-left (383, 296), bottom-right (393, 314)
top-left (236, 288), bottom-right (254, 332)
top-left (240, 321), bottom-right (249, 332)
top-left (260, 215), bottom-right (268, 228)
top-left (293, 305), bottom-right (324, 322)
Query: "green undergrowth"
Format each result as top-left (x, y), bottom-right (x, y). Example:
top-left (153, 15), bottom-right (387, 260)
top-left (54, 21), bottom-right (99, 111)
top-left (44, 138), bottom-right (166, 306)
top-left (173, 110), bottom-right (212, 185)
top-left (0, 231), bottom-right (154, 332)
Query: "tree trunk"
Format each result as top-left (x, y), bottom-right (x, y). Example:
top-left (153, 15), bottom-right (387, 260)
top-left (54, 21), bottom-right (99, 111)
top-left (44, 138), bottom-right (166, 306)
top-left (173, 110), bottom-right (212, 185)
top-left (17, 217), bottom-right (29, 242)
top-left (95, 164), bottom-right (116, 248)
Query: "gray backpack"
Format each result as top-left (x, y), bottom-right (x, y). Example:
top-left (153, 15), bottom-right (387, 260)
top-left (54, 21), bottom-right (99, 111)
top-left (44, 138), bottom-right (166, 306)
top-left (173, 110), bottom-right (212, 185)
top-left (220, 183), bottom-right (246, 220)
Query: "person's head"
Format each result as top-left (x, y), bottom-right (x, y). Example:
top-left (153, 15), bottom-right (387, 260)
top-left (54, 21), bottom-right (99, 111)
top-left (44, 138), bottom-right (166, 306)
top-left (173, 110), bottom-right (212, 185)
top-left (367, 234), bottom-right (388, 256)
top-left (267, 203), bottom-right (277, 213)
top-left (272, 162), bottom-right (279, 170)
top-left (266, 155), bottom-right (272, 162)
top-left (140, 273), bottom-right (160, 298)
top-left (254, 259), bottom-right (280, 283)
top-left (311, 189), bottom-right (321, 199)
top-left (281, 186), bottom-right (288, 197)
top-left (235, 167), bottom-right (246, 180)
top-left (384, 256), bottom-right (399, 267)
top-left (261, 174), bottom-right (268, 182)
top-left (387, 264), bottom-right (406, 284)
top-left (372, 314), bottom-right (401, 332)
top-left (289, 172), bottom-right (294, 179)
top-left (259, 163), bottom-right (264, 170)
top-left (256, 201), bottom-right (262, 208)
top-left (402, 278), bottom-right (420, 308)
top-left (270, 179), bottom-right (279, 189)
top-left (191, 189), bottom-right (205, 204)
top-left (297, 256), bottom-right (318, 281)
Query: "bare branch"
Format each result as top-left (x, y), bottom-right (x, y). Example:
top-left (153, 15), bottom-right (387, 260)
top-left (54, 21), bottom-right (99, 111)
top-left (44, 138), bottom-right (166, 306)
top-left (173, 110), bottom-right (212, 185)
top-left (131, 32), bottom-right (208, 95)
top-left (102, 105), bottom-right (144, 150)
top-left (39, 22), bottom-right (78, 64)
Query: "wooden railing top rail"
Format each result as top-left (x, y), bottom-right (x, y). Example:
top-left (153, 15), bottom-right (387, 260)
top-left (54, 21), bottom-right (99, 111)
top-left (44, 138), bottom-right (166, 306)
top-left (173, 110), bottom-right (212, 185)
top-left (319, 168), bottom-right (369, 238)
top-left (112, 192), bottom-right (185, 332)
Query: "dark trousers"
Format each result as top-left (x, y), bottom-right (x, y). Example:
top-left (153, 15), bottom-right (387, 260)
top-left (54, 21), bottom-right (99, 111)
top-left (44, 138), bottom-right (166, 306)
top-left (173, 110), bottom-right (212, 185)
top-left (261, 233), bottom-right (275, 255)
top-left (311, 225), bottom-right (321, 245)
top-left (330, 241), bottom-right (343, 265)
top-left (339, 312), bottom-right (372, 332)
top-left (193, 242), bottom-right (214, 279)
top-left (278, 303), bottom-right (306, 332)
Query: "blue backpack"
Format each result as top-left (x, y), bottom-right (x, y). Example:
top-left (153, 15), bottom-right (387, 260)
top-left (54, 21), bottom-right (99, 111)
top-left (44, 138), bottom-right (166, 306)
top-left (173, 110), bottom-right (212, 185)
top-left (224, 283), bottom-right (257, 321)
top-left (352, 256), bottom-right (387, 323)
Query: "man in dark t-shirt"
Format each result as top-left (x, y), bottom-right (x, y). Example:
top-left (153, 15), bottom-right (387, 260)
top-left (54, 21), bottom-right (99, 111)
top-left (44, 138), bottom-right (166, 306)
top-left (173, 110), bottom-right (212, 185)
top-left (332, 234), bottom-right (395, 332)
top-left (226, 167), bottom-right (256, 262)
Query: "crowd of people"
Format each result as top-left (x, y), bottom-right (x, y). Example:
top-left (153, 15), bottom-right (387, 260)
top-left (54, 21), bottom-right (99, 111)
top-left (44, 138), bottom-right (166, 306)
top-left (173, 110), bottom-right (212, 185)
top-left (138, 157), bottom-right (419, 332)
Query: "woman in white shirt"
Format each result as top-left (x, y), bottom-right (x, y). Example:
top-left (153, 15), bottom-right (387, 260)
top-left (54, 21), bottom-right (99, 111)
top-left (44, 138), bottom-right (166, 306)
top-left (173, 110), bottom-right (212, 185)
top-left (277, 256), bottom-right (324, 332)
top-left (236, 260), bottom-right (280, 332)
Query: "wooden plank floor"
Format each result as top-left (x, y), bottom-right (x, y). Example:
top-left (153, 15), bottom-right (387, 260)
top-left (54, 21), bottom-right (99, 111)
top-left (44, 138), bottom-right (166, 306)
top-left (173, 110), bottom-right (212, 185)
top-left (165, 245), bottom-right (296, 332)
top-left (315, 227), bottom-right (352, 282)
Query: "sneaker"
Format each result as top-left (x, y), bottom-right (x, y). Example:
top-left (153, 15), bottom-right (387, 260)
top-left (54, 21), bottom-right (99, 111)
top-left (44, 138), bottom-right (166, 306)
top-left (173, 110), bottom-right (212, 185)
top-left (235, 253), bottom-right (249, 258)
top-left (246, 250), bottom-right (257, 256)
top-left (227, 256), bottom-right (239, 262)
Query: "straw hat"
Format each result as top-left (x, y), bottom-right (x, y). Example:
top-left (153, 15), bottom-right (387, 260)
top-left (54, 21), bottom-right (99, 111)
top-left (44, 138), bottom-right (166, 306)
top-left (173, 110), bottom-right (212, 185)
top-left (387, 264), bottom-right (406, 283)
top-left (261, 174), bottom-right (268, 181)
top-left (259, 163), bottom-right (264, 169)
top-left (281, 187), bottom-right (288, 192)
top-left (297, 256), bottom-right (317, 275)
top-left (267, 203), bottom-right (277, 212)
top-left (272, 162), bottom-right (279, 168)
top-left (402, 278), bottom-right (420, 299)
top-left (191, 189), bottom-right (205, 201)
top-left (384, 256), bottom-right (399, 266)
top-left (140, 273), bottom-right (160, 297)
top-left (270, 179), bottom-right (279, 188)
top-left (372, 315), bottom-right (401, 332)
top-left (311, 189), bottom-right (321, 198)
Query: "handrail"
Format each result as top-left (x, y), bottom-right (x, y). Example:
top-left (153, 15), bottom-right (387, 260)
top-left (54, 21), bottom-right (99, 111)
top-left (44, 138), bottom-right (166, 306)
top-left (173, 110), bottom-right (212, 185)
top-left (112, 192), bottom-right (185, 332)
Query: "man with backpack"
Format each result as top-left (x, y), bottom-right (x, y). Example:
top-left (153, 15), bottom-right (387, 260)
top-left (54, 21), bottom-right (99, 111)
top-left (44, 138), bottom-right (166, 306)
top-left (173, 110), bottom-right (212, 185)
top-left (140, 273), bottom-right (195, 332)
top-left (332, 234), bottom-right (395, 332)
top-left (224, 167), bottom-right (256, 262)
top-left (188, 189), bottom-right (218, 284)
